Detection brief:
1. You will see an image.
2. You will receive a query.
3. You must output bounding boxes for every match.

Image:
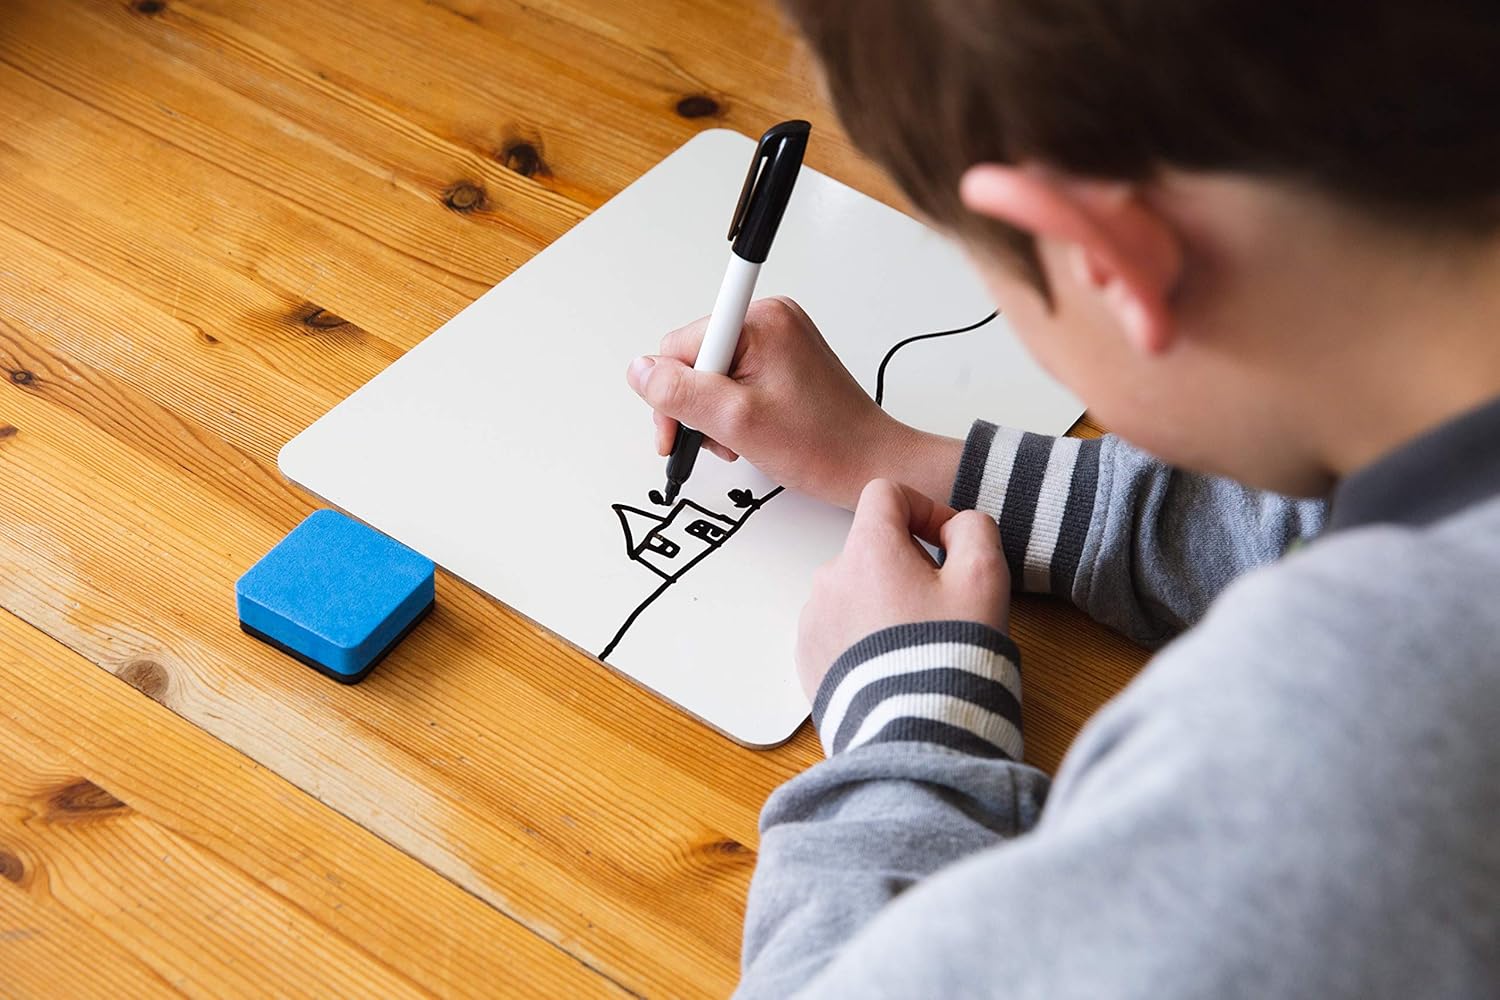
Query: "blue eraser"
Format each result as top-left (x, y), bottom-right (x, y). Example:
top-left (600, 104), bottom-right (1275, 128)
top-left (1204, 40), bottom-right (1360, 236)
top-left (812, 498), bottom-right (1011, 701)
top-left (235, 509), bottom-right (435, 684)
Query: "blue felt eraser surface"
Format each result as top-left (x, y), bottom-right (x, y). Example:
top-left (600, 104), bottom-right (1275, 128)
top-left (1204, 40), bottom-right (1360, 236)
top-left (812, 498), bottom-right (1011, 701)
top-left (236, 509), bottom-right (435, 683)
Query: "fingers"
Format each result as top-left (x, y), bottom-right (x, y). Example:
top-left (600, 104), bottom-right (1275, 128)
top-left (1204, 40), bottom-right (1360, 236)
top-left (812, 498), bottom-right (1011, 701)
top-left (659, 306), bottom-right (756, 370)
top-left (704, 440), bottom-right (740, 463)
top-left (659, 315), bottom-right (710, 365)
top-left (630, 296), bottom-right (819, 476)
top-left (765, 295), bottom-right (812, 326)
top-left (628, 355), bottom-right (702, 420)
top-left (907, 489), bottom-right (958, 547)
top-left (939, 509), bottom-right (1005, 575)
top-left (658, 297), bottom-right (812, 371)
top-left (627, 355), bottom-right (749, 450)
top-left (652, 410), bottom-right (676, 456)
top-left (847, 479), bottom-right (909, 549)
top-left (849, 479), bottom-right (956, 551)
top-left (627, 355), bottom-right (658, 396)
top-left (654, 409), bottom-right (737, 461)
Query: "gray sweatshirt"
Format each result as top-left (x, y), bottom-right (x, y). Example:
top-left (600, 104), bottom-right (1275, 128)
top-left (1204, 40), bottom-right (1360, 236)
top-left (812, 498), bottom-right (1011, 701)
top-left (736, 400), bottom-right (1500, 999)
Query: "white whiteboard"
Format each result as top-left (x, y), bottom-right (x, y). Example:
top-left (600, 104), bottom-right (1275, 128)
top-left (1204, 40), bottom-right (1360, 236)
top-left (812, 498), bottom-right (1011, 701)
top-left (280, 128), bottom-right (1082, 747)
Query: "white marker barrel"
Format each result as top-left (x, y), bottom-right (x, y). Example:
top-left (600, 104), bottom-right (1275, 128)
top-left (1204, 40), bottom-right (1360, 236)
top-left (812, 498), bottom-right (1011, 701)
top-left (694, 252), bottom-right (762, 375)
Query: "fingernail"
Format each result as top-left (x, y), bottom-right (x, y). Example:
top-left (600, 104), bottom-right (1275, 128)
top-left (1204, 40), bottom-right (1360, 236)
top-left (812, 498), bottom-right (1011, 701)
top-left (628, 355), bottom-right (656, 388)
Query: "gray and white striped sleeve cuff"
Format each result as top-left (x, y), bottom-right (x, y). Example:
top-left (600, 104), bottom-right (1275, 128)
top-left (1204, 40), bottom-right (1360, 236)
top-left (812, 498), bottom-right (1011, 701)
top-left (810, 621), bottom-right (1023, 761)
top-left (950, 420), bottom-right (1102, 599)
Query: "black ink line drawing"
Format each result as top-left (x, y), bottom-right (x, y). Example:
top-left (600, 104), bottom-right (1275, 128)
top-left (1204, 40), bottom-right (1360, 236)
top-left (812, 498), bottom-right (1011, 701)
top-left (874, 310), bottom-right (999, 406)
top-left (599, 485), bottom-right (783, 658)
top-left (597, 308), bottom-right (1000, 660)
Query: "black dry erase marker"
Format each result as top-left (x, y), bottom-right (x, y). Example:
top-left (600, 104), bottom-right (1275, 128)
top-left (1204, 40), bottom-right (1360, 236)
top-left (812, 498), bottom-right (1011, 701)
top-left (655, 120), bottom-right (811, 505)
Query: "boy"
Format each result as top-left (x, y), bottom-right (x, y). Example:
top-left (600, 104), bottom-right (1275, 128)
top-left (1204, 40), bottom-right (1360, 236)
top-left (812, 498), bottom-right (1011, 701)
top-left (627, 1), bottom-right (1500, 996)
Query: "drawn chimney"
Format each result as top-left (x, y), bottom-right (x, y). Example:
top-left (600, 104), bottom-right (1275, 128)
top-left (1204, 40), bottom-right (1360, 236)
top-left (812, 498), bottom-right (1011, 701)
top-left (614, 499), bottom-right (735, 579)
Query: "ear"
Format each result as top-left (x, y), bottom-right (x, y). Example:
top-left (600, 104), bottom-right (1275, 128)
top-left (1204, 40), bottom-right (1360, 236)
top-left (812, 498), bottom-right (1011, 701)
top-left (959, 164), bottom-right (1184, 355)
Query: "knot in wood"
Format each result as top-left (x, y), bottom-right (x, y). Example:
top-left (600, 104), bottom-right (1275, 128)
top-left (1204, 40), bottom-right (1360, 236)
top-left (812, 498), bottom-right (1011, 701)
top-left (701, 837), bottom-right (752, 860)
top-left (501, 140), bottom-right (547, 178)
top-left (134, 0), bottom-right (166, 14)
top-left (0, 848), bottom-right (23, 884)
top-left (47, 778), bottom-right (128, 820)
top-left (120, 658), bottom-right (170, 701)
top-left (0, 424), bottom-right (16, 439)
top-left (9, 369), bottom-right (35, 386)
top-left (441, 180), bottom-right (487, 213)
top-left (301, 307), bottom-right (348, 330)
top-left (675, 95), bottom-right (720, 119)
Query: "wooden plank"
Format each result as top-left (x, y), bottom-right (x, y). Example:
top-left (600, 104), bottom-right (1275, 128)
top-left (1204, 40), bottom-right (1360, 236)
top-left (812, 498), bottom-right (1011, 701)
top-left (0, 0), bottom-right (1150, 995)
top-left (0, 850), bottom-right (177, 1000)
top-left (0, 609), bottom-right (626, 999)
top-left (173, 0), bottom-right (900, 211)
top-left (0, 0), bottom-right (891, 362)
top-left (0, 2), bottom-right (512, 354)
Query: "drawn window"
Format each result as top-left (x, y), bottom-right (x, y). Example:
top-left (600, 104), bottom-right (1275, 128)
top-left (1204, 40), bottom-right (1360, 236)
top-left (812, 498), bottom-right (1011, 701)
top-left (685, 519), bottom-right (727, 543)
top-left (644, 534), bottom-right (680, 558)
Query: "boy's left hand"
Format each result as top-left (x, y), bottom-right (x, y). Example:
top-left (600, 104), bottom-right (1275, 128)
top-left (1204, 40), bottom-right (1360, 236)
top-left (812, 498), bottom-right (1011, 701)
top-left (796, 479), bottom-right (1012, 700)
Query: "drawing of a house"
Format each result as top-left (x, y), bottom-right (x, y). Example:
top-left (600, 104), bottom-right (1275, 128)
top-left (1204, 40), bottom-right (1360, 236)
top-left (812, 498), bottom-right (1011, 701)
top-left (600, 486), bottom-right (782, 658)
top-left (613, 499), bottom-right (737, 580)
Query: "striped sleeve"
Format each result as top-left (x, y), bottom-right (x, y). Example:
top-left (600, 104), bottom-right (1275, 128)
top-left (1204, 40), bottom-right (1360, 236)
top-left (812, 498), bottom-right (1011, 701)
top-left (810, 621), bottom-right (1023, 761)
top-left (950, 420), bottom-right (1102, 599)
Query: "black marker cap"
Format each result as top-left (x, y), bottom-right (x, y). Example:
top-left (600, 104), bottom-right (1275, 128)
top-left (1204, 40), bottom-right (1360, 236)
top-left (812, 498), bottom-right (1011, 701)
top-left (728, 120), bottom-right (811, 264)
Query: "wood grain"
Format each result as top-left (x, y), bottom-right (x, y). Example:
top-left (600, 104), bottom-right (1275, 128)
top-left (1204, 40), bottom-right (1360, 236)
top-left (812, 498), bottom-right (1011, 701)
top-left (0, 0), bottom-right (1150, 995)
top-left (0, 608), bottom-right (624, 999)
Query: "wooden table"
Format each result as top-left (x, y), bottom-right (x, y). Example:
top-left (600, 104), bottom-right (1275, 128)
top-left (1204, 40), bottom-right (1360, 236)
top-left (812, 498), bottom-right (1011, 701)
top-left (0, 2), bottom-right (1149, 995)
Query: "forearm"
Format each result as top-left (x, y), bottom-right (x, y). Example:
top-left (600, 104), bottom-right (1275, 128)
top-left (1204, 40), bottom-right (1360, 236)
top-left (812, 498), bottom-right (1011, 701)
top-left (862, 422), bottom-right (966, 513)
top-left (739, 745), bottom-right (1047, 999)
top-left (951, 421), bottom-right (1328, 644)
top-left (738, 620), bottom-right (1049, 997)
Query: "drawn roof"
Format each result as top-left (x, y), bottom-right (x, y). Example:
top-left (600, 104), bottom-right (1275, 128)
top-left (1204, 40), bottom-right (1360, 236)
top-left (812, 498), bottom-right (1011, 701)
top-left (614, 504), bottom-right (667, 557)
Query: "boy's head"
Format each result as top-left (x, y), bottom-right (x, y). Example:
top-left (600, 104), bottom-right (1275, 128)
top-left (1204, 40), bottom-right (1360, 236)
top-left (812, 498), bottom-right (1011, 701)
top-left (781, 0), bottom-right (1500, 494)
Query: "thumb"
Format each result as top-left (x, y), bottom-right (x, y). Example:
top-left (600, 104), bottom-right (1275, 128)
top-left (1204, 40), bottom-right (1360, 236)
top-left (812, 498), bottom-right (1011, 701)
top-left (627, 355), bottom-right (743, 438)
top-left (939, 509), bottom-right (1009, 588)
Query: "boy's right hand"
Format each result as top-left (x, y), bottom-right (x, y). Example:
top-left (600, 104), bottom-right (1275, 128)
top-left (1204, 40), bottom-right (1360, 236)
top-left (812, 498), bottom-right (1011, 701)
top-left (626, 297), bottom-right (960, 511)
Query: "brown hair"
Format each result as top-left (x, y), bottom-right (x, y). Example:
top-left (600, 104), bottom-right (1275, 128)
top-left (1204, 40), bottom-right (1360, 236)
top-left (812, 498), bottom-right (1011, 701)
top-left (781, 0), bottom-right (1500, 286)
